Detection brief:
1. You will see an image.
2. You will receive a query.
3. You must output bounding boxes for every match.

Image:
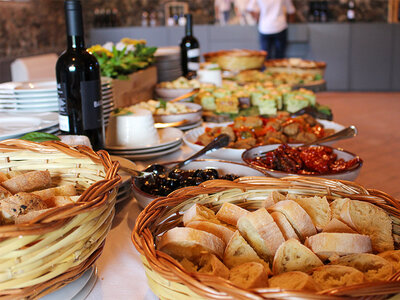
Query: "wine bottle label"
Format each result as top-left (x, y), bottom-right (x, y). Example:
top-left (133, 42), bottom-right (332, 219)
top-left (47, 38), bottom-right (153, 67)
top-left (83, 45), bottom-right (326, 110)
top-left (188, 62), bottom-right (200, 71)
top-left (59, 115), bottom-right (70, 132)
top-left (187, 48), bottom-right (200, 58)
top-left (57, 82), bottom-right (70, 132)
top-left (80, 80), bottom-right (102, 131)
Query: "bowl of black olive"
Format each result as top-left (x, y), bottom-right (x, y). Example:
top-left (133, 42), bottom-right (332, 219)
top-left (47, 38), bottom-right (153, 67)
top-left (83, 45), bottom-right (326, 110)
top-left (132, 159), bottom-right (268, 208)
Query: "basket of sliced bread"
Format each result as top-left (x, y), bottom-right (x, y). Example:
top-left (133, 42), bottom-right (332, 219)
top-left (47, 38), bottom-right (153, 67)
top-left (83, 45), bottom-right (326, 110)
top-left (132, 176), bottom-right (400, 300)
top-left (0, 139), bottom-right (120, 299)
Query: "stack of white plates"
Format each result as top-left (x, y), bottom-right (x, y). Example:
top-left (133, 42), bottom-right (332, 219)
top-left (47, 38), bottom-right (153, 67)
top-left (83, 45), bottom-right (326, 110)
top-left (105, 127), bottom-right (184, 160)
top-left (155, 46), bottom-right (182, 82)
top-left (0, 112), bottom-right (59, 140)
top-left (0, 79), bottom-right (114, 125)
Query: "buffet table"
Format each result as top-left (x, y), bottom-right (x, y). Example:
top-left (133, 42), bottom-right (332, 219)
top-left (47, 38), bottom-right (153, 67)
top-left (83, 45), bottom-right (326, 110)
top-left (87, 91), bottom-right (400, 299)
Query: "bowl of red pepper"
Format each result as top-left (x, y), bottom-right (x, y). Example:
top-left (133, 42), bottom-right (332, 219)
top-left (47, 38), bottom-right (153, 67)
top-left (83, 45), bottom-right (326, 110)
top-left (242, 143), bottom-right (363, 181)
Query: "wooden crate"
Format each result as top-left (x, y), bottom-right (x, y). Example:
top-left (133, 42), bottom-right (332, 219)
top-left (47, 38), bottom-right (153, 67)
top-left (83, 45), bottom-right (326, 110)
top-left (111, 66), bottom-right (157, 108)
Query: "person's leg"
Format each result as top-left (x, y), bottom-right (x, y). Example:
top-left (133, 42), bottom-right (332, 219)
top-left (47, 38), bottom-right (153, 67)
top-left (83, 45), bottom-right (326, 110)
top-left (274, 28), bottom-right (288, 59)
top-left (259, 32), bottom-right (273, 60)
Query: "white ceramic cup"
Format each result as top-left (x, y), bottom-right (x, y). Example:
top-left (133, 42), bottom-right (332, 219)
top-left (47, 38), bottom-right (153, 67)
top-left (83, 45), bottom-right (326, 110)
top-left (106, 108), bottom-right (159, 148)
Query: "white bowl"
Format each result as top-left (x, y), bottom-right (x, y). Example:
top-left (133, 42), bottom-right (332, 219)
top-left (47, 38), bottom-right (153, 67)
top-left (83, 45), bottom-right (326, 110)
top-left (183, 120), bottom-right (346, 162)
top-left (132, 159), bottom-right (268, 208)
top-left (153, 103), bottom-right (202, 125)
top-left (242, 144), bottom-right (362, 181)
top-left (155, 87), bottom-right (193, 100)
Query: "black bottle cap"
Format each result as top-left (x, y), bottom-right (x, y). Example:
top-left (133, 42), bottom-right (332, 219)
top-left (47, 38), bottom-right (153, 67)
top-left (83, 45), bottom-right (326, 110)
top-left (65, 0), bottom-right (84, 37)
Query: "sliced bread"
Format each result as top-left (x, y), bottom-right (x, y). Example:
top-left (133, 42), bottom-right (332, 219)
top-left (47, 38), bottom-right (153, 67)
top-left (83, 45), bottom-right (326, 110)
top-left (378, 250), bottom-right (400, 271)
top-left (330, 253), bottom-right (394, 282)
top-left (330, 198), bottom-right (350, 220)
top-left (268, 200), bottom-right (317, 241)
top-left (1, 170), bottom-right (51, 194)
top-left (263, 191), bottom-right (286, 208)
top-left (186, 220), bottom-right (235, 244)
top-left (216, 202), bottom-right (249, 226)
top-left (32, 184), bottom-right (77, 200)
top-left (223, 230), bottom-right (270, 274)
top-left (197, 253), bottom-right (230, 279)
top-left (183, 203), bottom-right (219, 226)
top-left (269, 271), bottom-right (320, 292)
top-left (287, 195), bottom-right (331, 231)
top-left (322, 218), bottom-right (357, 234)
top-left (305, 232), bottom-right (372, 261)
top-left (311, 265), bottom-right (365, 290)
top-left (272, 239), bottom-right (323, 275)
top-left (270, 211), bottom-right (300, 241)
top-left (157, 227), bottom-right (225, 260)
top-left (229, 262), bottom-right (269, 289)
top-left (340, 200), bottom-right (394, 252)
top-left (237, 208), bottom-right (285, 262)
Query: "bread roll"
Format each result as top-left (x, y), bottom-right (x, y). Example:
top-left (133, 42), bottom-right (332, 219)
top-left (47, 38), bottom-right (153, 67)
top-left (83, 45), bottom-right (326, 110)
top-left (287, 195), bottom-right (331, 231)
top-left (322, 218), bottom-right (357, 234)
top-left (272, 239), bottom-right (323, 275)
top-left (238, 208), bottom-right (285, 262)
top-left (32, 184), bottom-right (77, 200)
top-left (270, 211), bottom-right (299, 241)
top-left (269, 271), bottom-right (320, 291)
top-left (183, 204), bottom-right (219, 226)
top-left (263, 191), bottom-right (285, 208)
top-left (311, 265), bottom-right (364, 290)
top-left (340, 200), bottom-right (394, 252)
top-left (305, 232), bottom-right (372, 261)
top-left (186, 220), bottom-right (234, 244)
top-left (378, 250), bottom-right (400, 271)
top-left (223, 231), bottom-right (270, 274)
top-left (0, 192), bottom-right (47, 220)
top-left (1, 170), bottom-right (51, 194)
top-left (216, 202), bottom-right (249, 226)
top-left (229, 262), bottom-right (269, 289)
top-left (330, 198), bottom-right (350, 220)
top-left (157, 227), bottom-right (225, 260)
top-left (330, 253), bottom-right (394, 282)
top-left (268, 200), bottom-right (316, 241)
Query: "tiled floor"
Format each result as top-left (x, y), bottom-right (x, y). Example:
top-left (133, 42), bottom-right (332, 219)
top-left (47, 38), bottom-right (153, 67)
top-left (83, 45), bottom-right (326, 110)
top-left (318, 92), bottom-right (400, 199)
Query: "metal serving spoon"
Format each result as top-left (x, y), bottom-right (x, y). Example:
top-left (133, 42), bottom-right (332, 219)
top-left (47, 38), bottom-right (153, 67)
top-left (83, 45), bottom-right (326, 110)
top-left (119, 133), bottom-right (231, 178)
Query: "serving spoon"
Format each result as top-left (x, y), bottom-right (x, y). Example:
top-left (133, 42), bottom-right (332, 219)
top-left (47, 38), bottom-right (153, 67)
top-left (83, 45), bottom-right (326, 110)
top-left (119, 133), bottom-right (231, 178)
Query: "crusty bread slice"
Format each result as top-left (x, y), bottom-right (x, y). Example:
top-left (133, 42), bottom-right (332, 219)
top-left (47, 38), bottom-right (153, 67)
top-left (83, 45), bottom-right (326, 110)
top-left (0, 186), bottom-right (11, 201)
top-left (330, 198), bottom-right (350, 220)
top-left (268, 200), bottom-right (316, 241)
top-left (378, 250), bottom-right (400, 271)
top-left (0, 192), bottom-right (47, 220)
top-left (223, 231), bottom-right (270, 274)
top-left (180, 258), bottom-right (198, 272)
top-left (229, 262), bottom-right (269, 289)
top-left (330, 253), bottom-right (394, 282)
top-left (157, 227), bottom-right (225, 260)
top-left (183, 204), bottom-right (219, 226)
top-left (311, 265), bottom-right (365, 290)
top-left (263, 191), bottom-right (286, 208)
top-left (272, 239), bottom-right (323, 275)
top-left (322, 218), bottom-right (357, 234)
top-left (287, 195), bottom-right (331, 231)
top-left (237, 208), bottom-right (285, 262)
top-left (46, 195), bottom-right (80, 207)
top-left (305, 232), bottom-right (372, 261)
top-left (32, 184), bottom-right (77, 200)
top-left (14, 208), bottom-right (53, 224)
top-left (186, 220), bottom-right (235, 244)
top-left (340, 200), bottom-right (394, 252)
top-left (1, 170), bottom-right (51, 194)
top-left (270, 212), bottom-right (299, 241)
top-left (269, 271), bottom-right (320, 291)
top-left (216, 202), bottom-right (249, 226)
top-left (0, 172), bottom-right (8, 183)
top-left (197, 253), bottom-right (230, 279)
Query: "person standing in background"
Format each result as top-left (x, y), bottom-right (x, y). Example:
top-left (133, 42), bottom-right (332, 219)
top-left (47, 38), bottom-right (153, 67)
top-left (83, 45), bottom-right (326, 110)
top-left (234, 0), bottom-right (257, 25)
top-left (247, 0), bottom-right (295, 59)
top-left (215, 0), bottom-right (232, 25)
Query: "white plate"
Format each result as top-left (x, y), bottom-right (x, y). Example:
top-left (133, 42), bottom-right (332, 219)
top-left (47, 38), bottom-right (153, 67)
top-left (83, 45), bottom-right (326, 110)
top-left (183, 120), bottom-right (346, 162)
top-left (177, 120), bottom-right (202, 131)
top-left (0, 81), bottom-right (57, 94)
top-left (0, 93), bottom-right (57, 100)
top-left (116, 142), bottom-right (182, 160)
top-left (0, 112), bottom-right (59, 140)
top-left (107, 139), bottom-right (182, 155)
top-left (153, 103), bottom-right (202, 124)
top-left (0, 102), bottom-right (58, 108)
top-left (105, 127), bottom-right (183, 151)
top-left (155, 87), bottom-right (193, 99)
top-left (41, 266), bottom-right (96, 300)
top-left (0, 107), bottom-right (59, 113)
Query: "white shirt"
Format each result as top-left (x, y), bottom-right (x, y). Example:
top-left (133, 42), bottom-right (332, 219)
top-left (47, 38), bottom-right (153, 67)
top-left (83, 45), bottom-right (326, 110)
top-left (247, 0), bottom-right (295, 34)
top-left (215, 0), bottom-right (232, 12)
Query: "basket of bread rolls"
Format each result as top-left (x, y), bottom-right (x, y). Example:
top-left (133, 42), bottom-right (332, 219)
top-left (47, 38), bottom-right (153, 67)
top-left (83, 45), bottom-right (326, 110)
top-left (0, 139), bottom-right (120, 299)
top-left (132, 176), bottom-right (400, 300)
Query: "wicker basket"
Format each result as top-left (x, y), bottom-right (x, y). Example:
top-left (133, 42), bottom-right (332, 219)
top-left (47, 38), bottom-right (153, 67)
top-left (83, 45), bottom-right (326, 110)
top-left (0, 139), bottom-right (120, 299)
top-left (132, 177), bottom-right (400, 300)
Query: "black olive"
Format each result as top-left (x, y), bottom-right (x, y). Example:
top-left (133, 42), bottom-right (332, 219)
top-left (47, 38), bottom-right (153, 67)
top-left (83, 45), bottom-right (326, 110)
top-left (144, 164), bottom-right (167, 174)
top-left (193, 169), bottom-right (205, 179)
top-left (193, 177), bottom-right (203, 185)
top-left (168, 169), bottom-right (183, 179)
top-left (222, 174), bottom-right (239, 181)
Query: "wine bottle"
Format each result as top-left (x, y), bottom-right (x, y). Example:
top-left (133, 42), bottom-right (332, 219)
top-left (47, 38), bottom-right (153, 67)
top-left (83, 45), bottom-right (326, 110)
top-left (56, 0), bottom-right (104, 150)
top-left (180, 14), bottom-right (200, 79)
